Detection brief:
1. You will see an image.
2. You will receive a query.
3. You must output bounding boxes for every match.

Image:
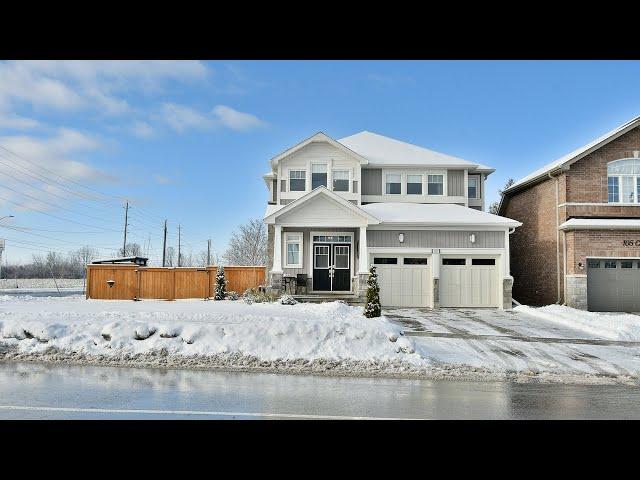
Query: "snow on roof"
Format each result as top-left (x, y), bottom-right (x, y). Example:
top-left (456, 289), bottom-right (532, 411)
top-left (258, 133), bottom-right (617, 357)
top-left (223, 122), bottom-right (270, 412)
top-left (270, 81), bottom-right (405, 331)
top-left (360, 202), bottom-right (521, 227)
top-left (264, 204), bottom-right (283, 218)
top-left (559, 218), bottom-right (640, 230)
top-left (337, 131), bottom-right (494, 172)
top-left (506, 115), bottom-right (640, 193)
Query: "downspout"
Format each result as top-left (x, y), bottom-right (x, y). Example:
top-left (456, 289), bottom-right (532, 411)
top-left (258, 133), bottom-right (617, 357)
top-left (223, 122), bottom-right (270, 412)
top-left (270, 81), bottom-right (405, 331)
top-left (549, 172), bottom-right (562, 304)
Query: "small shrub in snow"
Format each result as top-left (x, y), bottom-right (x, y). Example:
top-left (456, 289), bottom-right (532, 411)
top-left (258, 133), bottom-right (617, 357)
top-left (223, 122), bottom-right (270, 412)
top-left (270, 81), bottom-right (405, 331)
top-left (214, 266), bottom-right (227, 301)
top-left (225, 291), bottom-right (239, 301)
top-left (279, 294), bottom-right (297, 305)
top-left (134, 325), bottom-right (156, 340)
top-left (363, 265), bottom-right (381, 318)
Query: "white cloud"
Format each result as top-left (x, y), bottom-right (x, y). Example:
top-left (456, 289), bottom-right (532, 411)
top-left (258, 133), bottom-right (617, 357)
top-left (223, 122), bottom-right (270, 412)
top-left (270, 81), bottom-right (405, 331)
top-left (153, 174), bottom-right (172, 184)
top-left (0, 113), bottom-right (40, 130)
top-left (211, 105), bottom-right (266, 131)
top-left (130, 121), bottom-right (154, 139)
top-left (160, 103), bottom-right (214, 133)
top-left (0, 60), bottom-right (211, 116)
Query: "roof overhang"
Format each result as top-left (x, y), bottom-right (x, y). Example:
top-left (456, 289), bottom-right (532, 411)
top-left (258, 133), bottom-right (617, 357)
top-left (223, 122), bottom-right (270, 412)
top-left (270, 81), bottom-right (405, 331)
top-left (263, 186), bottom-right (381, 225)
top-left (269, 132), bottom-right (369, 170)
top-left (559, 218), bottom-right (640, 231)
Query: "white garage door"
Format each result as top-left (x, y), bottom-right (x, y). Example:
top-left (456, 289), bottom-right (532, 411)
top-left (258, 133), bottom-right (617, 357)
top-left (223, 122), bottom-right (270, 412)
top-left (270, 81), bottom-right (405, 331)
top-left (440, 257), bottom-right (499, 308)
top-left (373, 256), bottom-right (431, 308)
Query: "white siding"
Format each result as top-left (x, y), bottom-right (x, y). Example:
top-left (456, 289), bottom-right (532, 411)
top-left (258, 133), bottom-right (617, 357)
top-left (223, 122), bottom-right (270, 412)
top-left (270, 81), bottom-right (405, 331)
top-left (275, 195), bottom-right (367, 226)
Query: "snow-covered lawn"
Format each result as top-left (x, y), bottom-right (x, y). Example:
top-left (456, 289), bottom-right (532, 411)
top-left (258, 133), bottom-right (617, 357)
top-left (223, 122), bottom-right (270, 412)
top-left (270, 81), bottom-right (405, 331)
top-left (515, 305), bottom-right (640, 342)
top-left (2, 296), bottom-right (640, 385)
top-left (0, 295), bottom-right (423, 377)
top-left (0, 278), bottom-right (84, 290)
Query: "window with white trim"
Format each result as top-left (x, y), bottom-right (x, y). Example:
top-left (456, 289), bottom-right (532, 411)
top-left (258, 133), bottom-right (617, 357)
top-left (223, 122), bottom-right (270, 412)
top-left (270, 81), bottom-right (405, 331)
top-left (427, 174), bottom-right (444, 195)
top-left (468, 176), bottom-right (478, 198)
top-left (332, 169), bottom-right (349, 192)
top-left (607, 159), bottom-right (640, 204)
top-left (406, 174), bottom-right (423, 195)
top-left (312, 164), bottom-right (327, 189)
top-left (289, 170), bottom-right (306, 192)
top-left (385, 173), bottom-right (401, 194)
top-left (284, 232), bottom-right (303, 268)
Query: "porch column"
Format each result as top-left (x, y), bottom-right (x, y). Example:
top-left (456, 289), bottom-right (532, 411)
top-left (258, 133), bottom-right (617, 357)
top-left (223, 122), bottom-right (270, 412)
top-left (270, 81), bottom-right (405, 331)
top-left (358, 226), bottom-right (368, 274)
top-left (272, 225), bottom-right (283, 273)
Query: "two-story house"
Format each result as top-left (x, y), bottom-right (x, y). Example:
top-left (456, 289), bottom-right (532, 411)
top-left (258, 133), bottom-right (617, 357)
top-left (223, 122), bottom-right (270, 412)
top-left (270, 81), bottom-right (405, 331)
top-left (263, 131), bottom-right (520, 309)
top-left (499, 115), bottom-right (640, 312)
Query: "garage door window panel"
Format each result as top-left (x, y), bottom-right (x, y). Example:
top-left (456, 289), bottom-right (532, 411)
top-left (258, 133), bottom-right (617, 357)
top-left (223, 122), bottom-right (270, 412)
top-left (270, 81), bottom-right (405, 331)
top-left (404, 258), bottom-right (428, 265)
top-left (374, 257), bottom-right (398, 265)
top-left (443, 258), bottom-right (466, 265)
top-left (472, 259), bottom-right (495, 265)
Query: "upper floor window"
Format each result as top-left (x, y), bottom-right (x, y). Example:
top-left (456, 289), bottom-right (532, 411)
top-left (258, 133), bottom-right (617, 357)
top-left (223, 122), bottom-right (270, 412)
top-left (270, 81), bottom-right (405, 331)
top-left (289, 170), bottom-right (306, 192)
top-left (332, 170), bottom-right (349, 192)
top-left (386, 174), bottom-right (401, 194)
top-left (427, 174), bottom-right (444, 195)
top-left (468, 176), bottom-right (478, 198)
top-left (607, 159), bottom-right (640, 204)
top-left (311, 164), bottom-right (327, 189)
top-left (407, 174), bottom-right (423, 195)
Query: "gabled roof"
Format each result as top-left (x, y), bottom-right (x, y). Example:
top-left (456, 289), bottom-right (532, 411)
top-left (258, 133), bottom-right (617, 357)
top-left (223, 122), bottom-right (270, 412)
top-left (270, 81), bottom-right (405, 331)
top-left (504, 115), bottom-right (640, 194)
top-left (337, 131), bottom-right (495, 173)
top-left (361, 202), bottom-right (521, 228)
top-left (269, 132), bottom-right (369, 170)
top-left (263, 186), bottom-right (380, 224)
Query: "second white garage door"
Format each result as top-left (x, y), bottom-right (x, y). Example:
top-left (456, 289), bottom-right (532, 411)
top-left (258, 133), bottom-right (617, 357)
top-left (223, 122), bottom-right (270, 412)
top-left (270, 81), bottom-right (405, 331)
top-left (373, 256), bottom-right (431, 308)
top-left (440, 257), bottom-right (499, 308)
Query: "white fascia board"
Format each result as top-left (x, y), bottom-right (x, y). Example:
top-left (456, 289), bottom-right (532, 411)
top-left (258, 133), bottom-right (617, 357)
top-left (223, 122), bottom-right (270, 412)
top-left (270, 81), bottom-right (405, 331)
top-left (367, 223), bottom-right (518, 230)
top-left (559, 220), bottom-right (640, 231)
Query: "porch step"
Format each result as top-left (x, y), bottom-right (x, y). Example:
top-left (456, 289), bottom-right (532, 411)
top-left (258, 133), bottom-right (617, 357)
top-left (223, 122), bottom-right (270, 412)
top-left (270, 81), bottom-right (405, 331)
top-left (293, 294), bottom-right (363, 305)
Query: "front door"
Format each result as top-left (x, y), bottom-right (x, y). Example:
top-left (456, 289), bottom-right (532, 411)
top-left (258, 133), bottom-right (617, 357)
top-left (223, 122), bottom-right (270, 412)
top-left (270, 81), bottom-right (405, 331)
top-left (312, 243), bottom-right (351, 292)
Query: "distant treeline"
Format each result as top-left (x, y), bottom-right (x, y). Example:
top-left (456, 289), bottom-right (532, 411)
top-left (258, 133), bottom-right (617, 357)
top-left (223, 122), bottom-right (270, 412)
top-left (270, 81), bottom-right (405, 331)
top-left (1, 247), bottom-right (99, 279)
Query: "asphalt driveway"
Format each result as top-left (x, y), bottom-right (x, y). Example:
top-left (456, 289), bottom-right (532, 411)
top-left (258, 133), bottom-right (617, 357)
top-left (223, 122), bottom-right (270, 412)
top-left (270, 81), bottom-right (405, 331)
top-left (383, 308), bottom-right (640, 378)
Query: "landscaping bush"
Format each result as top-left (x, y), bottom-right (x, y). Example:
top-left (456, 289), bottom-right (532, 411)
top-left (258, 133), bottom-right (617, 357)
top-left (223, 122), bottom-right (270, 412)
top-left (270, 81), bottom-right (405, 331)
top-left (225, 291), bottom-right (239, 301)
top-left (363, 265), bottom-right (381, 318)
top-left (279, 294), bottom-right (298, 305)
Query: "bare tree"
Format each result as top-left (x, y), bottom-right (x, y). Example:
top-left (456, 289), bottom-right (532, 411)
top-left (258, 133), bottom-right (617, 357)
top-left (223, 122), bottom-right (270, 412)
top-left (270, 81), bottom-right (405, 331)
top-left (488, 178), bottom-right (515, 215)
top-left (223, 219), bottom-right (267, 266)
top-left (119, 242), bottom-right (142, 257)
top-left (165, 246), bottom-right (176, 267)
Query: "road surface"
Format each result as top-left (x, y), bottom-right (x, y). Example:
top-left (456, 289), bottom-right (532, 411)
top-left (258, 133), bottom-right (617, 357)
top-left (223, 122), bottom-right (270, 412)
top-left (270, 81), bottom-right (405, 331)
top-left (1, 362), bottom-right (640, 419)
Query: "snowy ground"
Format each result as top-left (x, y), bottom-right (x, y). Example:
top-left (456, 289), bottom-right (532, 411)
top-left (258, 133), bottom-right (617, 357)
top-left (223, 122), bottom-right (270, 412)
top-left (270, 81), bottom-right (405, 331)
top-left (0, 278), bottom-right (84, 290)
top-left (1, 295), bottom-right (639, 385)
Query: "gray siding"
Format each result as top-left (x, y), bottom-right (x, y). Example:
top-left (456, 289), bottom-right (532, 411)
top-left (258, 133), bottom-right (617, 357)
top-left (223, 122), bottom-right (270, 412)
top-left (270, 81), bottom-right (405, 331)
top-left (448, 170), bottom-right (464, 196)
top-left (367, 230), bottom-right (504, 249)
top-left (361, 169), bottom-right (382, 195)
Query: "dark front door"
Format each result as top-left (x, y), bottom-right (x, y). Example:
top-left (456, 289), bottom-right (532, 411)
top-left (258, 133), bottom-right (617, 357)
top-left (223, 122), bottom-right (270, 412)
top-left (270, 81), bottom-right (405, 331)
top-left (312, 243), bottom-right (351, 292)
top-left (313, 244), bottom-right (331, 291)
top-left (332, 244), bottom-right (350, 291)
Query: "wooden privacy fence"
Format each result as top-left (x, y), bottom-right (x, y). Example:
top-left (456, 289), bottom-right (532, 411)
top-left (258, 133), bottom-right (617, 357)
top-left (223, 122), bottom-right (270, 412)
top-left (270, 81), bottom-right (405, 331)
top-left (86, 265), bottom-right (266, 300)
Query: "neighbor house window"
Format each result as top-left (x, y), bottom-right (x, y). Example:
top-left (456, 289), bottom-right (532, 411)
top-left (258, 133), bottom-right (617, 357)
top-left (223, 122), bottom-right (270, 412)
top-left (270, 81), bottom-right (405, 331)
top-left (332, 170), bottom-right (349, 192)
top-left (385, 174), bottom-right (401, 194)
top-left (289, 170), bottom-right (306, 191)
top-left (468, 176), bottom-right (478, 198)
top-left (607, 159), bottom-right (640, 204)
top-left (311, 164), bottom-right (327, 189)
top-left (285, 233), bottom-right (303, 268)
top-left (407, 174), bottom-right (423, 195)
top-left (427, 174), bottom-right (444, 195)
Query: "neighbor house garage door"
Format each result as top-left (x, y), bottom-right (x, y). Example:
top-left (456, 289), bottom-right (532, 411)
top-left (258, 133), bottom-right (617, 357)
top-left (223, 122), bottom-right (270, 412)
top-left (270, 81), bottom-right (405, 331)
top-left (440, 257), bottom-right (499, 308)
top-left (373, 256), bottom-right (431, 307)
top-left (587, 259), bottom-right (640, 312)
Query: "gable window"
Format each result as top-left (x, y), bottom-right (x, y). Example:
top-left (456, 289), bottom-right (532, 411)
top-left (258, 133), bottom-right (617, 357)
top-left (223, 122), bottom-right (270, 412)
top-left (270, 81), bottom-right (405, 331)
top-left (385, 174), bottom-right (401, 194)
top-left (332, 170), bottom-right (349, 192)
top-left (407, 174), bottom-right (423, 195)
top-left (285, 233), bottom-right (303, 268)
top-left (289, 170), bottom-right (306, 192)
top-left (427, 174), bottom-right (444, 195)
top-left (312, 164), bottom-right (327, 189)
top-left (607, 159), bottom-right (640, 204)
top-left (468, 176), bottom-right (478, 198)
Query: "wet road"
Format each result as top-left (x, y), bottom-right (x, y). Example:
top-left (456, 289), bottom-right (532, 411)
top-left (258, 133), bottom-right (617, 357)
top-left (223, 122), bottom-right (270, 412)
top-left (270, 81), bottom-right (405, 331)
top-left (1, 362), bottom-right (640, 419)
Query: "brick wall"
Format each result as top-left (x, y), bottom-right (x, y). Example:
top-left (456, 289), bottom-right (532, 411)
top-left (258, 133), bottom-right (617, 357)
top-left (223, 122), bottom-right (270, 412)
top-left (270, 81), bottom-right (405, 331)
top-left (566, 230), bottom-right (640, 274)
top-left (502, 176), bottom-right (560, 306)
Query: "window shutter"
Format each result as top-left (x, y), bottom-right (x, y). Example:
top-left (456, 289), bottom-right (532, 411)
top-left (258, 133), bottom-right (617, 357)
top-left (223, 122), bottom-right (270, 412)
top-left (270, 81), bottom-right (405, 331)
top-left (353, 180), bottom-right (358, 193)
top-left (281, 179), bottom-right (287, 192)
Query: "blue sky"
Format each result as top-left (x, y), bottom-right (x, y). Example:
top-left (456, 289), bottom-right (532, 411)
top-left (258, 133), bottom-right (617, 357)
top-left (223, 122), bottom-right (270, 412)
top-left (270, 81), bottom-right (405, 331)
top-left (1, 60), bottom-right (640, 264)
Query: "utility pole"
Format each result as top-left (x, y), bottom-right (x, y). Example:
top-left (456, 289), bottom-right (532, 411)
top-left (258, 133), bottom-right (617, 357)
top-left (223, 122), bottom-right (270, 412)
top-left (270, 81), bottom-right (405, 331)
top-left (122, 200), bottom-right (129, 257)
top-left (162, 220), bottom-right (167, 267)
top-left (207, 239), bottom-right (211, 266)
top-left (177, 224), bottom-right (182, 267)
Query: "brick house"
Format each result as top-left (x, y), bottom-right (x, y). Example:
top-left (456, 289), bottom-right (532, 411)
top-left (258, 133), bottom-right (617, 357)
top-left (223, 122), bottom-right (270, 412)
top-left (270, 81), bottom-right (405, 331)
top-left (499, 115), bottom-right (640, 311)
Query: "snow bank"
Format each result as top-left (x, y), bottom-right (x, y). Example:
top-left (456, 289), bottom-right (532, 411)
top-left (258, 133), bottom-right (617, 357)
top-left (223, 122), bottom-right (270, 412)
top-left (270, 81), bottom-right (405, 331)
top-left (0, 297), bottom-right (423, 370)
top-left (515, 305), bottom-right (640, 341)
top-left (0, 278), bottom-right (84, 290)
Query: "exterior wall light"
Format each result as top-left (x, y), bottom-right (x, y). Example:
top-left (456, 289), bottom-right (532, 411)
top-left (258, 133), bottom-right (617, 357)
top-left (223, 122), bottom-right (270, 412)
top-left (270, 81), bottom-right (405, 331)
top-left (398, 233), bottom-right (404, 243)
top-left (469, 234), bottom-right (476, 244)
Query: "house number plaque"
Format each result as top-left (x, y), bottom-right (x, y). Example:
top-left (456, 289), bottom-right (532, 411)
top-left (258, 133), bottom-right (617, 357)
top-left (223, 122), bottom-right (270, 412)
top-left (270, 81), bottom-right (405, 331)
top-left (622, 240), bottom-right (640, 247)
